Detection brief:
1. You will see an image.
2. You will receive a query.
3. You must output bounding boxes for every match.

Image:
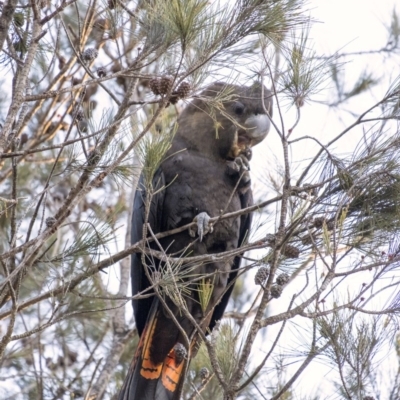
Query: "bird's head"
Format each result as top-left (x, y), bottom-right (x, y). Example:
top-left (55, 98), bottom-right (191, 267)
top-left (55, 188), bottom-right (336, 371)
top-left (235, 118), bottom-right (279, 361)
top-left (224, 82), bottom-right (273, 157)
top-left (176, 81), bottom-right (273, 160)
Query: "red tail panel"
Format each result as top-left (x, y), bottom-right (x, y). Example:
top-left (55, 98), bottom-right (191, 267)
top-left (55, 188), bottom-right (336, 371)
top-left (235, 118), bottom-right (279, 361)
top-left (118, 305), bottom-right (186, 400)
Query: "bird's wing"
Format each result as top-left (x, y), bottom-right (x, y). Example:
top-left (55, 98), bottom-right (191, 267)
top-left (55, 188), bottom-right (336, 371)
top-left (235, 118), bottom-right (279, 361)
top-left (121, 169), bottom-right (180, 400)
top-left (131, 169), bottom-right (166, 336)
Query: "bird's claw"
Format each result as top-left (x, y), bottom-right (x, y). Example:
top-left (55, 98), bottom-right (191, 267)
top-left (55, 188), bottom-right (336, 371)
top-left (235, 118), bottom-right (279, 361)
top-left (232, 157), bottom-right (247, 172)
top-left (226, 149), bottom-right (252, 190)
top-left (189, 212), bottom-right (213, 241)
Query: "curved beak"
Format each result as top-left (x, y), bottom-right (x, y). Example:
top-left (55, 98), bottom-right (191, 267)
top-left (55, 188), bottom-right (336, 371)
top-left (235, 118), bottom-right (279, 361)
top-left (241, 114), bottom-right (271, 147)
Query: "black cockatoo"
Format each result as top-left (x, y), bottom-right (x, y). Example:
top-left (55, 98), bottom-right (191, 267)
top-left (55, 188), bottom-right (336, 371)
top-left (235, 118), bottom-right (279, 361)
top-left (119, 82), bottom-right (273, 400)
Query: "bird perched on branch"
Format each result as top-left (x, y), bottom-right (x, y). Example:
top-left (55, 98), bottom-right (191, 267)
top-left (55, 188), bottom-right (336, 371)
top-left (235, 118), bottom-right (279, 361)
top-left (119, 82), bottom-right (273, 400)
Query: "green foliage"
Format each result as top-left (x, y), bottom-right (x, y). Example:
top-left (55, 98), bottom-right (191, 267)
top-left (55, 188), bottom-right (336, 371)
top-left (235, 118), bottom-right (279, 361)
top-left (281, 27), bottom-right (331, 106)
top-left (198, 277), bottom-right (215, 313)
top-left (49, 218), bottom-right (116, 264)
top-left (315, 132), bottom-right (400, 251)
top-left (135, 118), bottom-right (177, 189)
top-left (318, 313), bottom-right (390, 399)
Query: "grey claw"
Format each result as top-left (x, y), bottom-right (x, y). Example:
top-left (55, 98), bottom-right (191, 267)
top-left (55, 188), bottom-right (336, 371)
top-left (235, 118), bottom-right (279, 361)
top-left (189, 212), bottom-right (213, 241)
top-left (235, 155), bottom-right (249, 171)
top-left (234, 157), bottom-right (244, 170)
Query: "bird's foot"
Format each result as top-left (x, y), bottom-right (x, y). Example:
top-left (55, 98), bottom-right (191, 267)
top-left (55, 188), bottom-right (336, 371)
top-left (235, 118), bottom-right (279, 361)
top-left (226, 148), bottom-right (252, 190)
top-left (189, 212), bottom-right (213, 241)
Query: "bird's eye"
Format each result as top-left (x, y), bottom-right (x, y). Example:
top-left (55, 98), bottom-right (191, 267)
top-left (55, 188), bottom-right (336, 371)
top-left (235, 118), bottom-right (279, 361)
top-left (233, 102), bottom-right (245, 115)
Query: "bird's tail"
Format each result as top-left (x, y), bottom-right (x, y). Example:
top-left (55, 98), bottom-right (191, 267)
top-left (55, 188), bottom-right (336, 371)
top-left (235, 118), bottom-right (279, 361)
top-left (118, 304), bottom-right (187, 400)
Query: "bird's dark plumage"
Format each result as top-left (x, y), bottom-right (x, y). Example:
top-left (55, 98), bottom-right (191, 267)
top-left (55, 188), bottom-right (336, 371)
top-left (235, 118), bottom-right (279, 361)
top-left (119, 82), bottom-right (273, 400)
